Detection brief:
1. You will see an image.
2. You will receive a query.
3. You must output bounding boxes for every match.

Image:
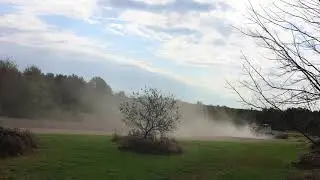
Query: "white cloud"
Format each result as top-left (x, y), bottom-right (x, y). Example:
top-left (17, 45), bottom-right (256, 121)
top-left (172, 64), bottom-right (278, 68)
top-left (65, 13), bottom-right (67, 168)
top-left (0, 13), bottom-right (50, 31)
top-left (106, 23), bottom-right (172, 41)
top-left (119, 10), bottom-right (221, 32)
top-left (193, 0), bottom-right (213, 3)
top-left (124, 59), bottom-right (240, 99)
top-left (106, 3), bottom-right (250, 97)
top-left (132, 0), bottom-right (175, 5)
top-left (113, 0), bottom-right (283, 100)
top-left (0, 11), bottom-right (233, 99)
top-left (117, 9), bottom-right (238, 64)
top-left (115, 0), bottom-right (278, 69)
top-left (119, 10), bottom-right (167, 28)
top-left (0, 13), bottom-right (108, 55)
top-left (1, 0), bottom-right (99, 22)
top-left (0, 10), bottom-right (135, 68)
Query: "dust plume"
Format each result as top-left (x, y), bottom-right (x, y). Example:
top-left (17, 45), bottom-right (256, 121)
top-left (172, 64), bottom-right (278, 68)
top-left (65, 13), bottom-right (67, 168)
top-left (175, 118), bottom-right (269, 140)
top-left (0, 97), bottom-right (270, 140)
top-left (174, 103), bottom-right (270, 140)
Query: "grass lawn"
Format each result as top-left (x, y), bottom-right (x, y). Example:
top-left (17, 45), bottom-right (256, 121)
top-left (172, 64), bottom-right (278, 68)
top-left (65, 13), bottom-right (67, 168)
top-left (0, 134), bottom-right (306, 180)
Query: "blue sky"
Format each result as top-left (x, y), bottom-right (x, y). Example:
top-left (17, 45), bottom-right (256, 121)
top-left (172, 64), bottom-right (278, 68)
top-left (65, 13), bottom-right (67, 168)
top-left (0, 0), bottom-right (266, 107)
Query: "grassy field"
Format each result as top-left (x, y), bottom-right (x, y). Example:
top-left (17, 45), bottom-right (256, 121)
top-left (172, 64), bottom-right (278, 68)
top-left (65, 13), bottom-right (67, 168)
top-left (0, 134), bottom-right (306, 180)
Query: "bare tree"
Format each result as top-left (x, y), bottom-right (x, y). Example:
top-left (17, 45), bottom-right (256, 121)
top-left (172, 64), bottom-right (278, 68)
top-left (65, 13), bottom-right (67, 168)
top-left (119, 87), bottom-right (180, 139)
top-left (229, 0), bottom-right (320, 144)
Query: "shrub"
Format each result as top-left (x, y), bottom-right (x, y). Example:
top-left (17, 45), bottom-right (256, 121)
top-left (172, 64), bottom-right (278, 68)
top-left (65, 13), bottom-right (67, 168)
top-left (111, 130), bottom-right (120, 142)
top-left (274, 133), bottom-right (289, 139)
top-left (293, 151), bottom-right (320, 169)
top-left (0, 127), bottom-right (38, 158)
top-left (309, 140), bottom-right (320, 151)
top-left (117, 135), bottom-right (183, 155)
top-left (119, 87), bottom-right (180, 139)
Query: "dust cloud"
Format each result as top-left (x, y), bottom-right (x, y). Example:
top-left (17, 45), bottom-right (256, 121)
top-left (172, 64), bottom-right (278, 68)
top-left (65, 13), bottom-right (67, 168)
top-left (0, 99), bottom-right (270, 140)
top-left (175, 118), bottom-right (270, 140)
top-left (174, 103), bottom-right (270, 140)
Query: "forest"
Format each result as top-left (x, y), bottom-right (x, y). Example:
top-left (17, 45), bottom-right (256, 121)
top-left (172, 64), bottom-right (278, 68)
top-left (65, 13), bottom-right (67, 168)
top-left (0, 59), bottom-right (319, 136)
top-left (0, 59), bottom-right (117, 119)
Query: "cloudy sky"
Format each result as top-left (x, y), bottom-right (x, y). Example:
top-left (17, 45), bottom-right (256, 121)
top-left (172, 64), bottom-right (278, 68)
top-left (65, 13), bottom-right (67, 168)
top-left (0, 0), bottom-right (267, 107)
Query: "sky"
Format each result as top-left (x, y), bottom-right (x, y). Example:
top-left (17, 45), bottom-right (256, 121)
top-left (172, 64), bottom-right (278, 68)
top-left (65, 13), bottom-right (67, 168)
top-left (0, 0), bottom-right (268, 107)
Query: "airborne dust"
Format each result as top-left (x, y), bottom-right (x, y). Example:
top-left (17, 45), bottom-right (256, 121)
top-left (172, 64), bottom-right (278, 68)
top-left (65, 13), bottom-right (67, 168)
top-left (0, 98), bottom-right (270, 140)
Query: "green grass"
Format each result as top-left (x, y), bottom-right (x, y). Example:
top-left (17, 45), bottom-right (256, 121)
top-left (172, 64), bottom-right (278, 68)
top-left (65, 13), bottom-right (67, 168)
top-left (0, 134), bottom-right (306, 180)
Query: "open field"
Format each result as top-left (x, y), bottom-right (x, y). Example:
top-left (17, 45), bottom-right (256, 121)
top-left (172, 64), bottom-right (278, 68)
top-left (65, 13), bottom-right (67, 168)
top-left (0, 134), bottom-right (306, 180)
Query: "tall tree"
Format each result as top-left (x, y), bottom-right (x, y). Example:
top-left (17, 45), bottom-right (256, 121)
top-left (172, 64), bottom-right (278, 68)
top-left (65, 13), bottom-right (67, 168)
top-left (24, 66), bottom-right (54, 113)
top-left (0, 60), bottom-right (28, 117)
top-left (119, 88), bottom-right (180, 139)
top-left (89, 77), bottom-right (112, 95)
top-left (229, 0), bottom-right (320, 144)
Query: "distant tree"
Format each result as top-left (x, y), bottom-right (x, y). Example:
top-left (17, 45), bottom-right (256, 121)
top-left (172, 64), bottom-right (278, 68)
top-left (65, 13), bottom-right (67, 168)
top-left (196, 101), bottom-right (203, 105)
top-left (89, 77), bottom-right (112, 95)
top-left (119, 88), bottom-right (180, 139)
top-left (24, 66), bottom-right (55, 113)
top-left (0, 60), bottom-right (29, 117)
top-left (51, 75), bottom-right (82, 106)
top-left (116, 91), bottom-right (126, 98)
top-left (0, 59), bottom-right (119, 118)
top-left (45, 73), bottom-right (55, 80)
top-left (23, 66), bottom-right (42, 77)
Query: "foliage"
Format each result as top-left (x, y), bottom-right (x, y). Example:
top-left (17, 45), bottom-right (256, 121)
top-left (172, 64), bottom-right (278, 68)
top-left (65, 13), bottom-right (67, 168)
top-left (274, 133), bottom-right (289, 140)
top-left (111, 129), bottom-right (120, 142)
top-left (119, 87), bottom-right (180, 139)
top-left (89, 77), bottom-right (112, 95)
top-left (0, 127), bottom-right (38, 158)
top-left (0, 59), bottom-right (113, 118)
top-left (0, 60), bottom-right (29, 117)
top-left (117, 135), bottom-right (183, 155)
top-left (293, 151), bottom-right (320, 170)
top-left (310, 140), bottom-right (320, 151)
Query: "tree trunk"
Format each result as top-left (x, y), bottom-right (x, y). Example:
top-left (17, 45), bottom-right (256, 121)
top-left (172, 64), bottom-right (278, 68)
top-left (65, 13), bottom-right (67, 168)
top-left (143, 132), bottom-right (148, 139)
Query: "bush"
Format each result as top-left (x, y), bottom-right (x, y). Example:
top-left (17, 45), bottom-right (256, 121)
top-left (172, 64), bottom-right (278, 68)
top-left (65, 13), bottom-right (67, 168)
top-left (111, 131), bottom-right (120, 142)
top-left (274, 133), bottom-right (289, 139)
top-left (119, 87), bottom-right (180, 139)
top-left (0, 127), bottom-right (38, 158)
top-left (293, 151), bottom-right (320, 170)
top-left (309, 140), bottom-right (320, 151)
top-left (117, 135), bottom-right (183, 155)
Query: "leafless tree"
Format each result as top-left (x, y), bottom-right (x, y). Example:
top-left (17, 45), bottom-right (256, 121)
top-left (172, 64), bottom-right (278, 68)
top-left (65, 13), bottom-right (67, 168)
top-left (119, 87), bottom-right (180, 139)
top-left (229, 0), bottom-right (320, 144)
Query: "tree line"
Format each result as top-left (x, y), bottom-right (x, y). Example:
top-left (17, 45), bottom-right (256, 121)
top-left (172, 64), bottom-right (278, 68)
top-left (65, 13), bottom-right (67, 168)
top-left (204, 105), bottom-right (320, 137)
top-left (0, 59), bottom-right (115, 118)
top-left (1, 59), bottom-right (319, 136)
